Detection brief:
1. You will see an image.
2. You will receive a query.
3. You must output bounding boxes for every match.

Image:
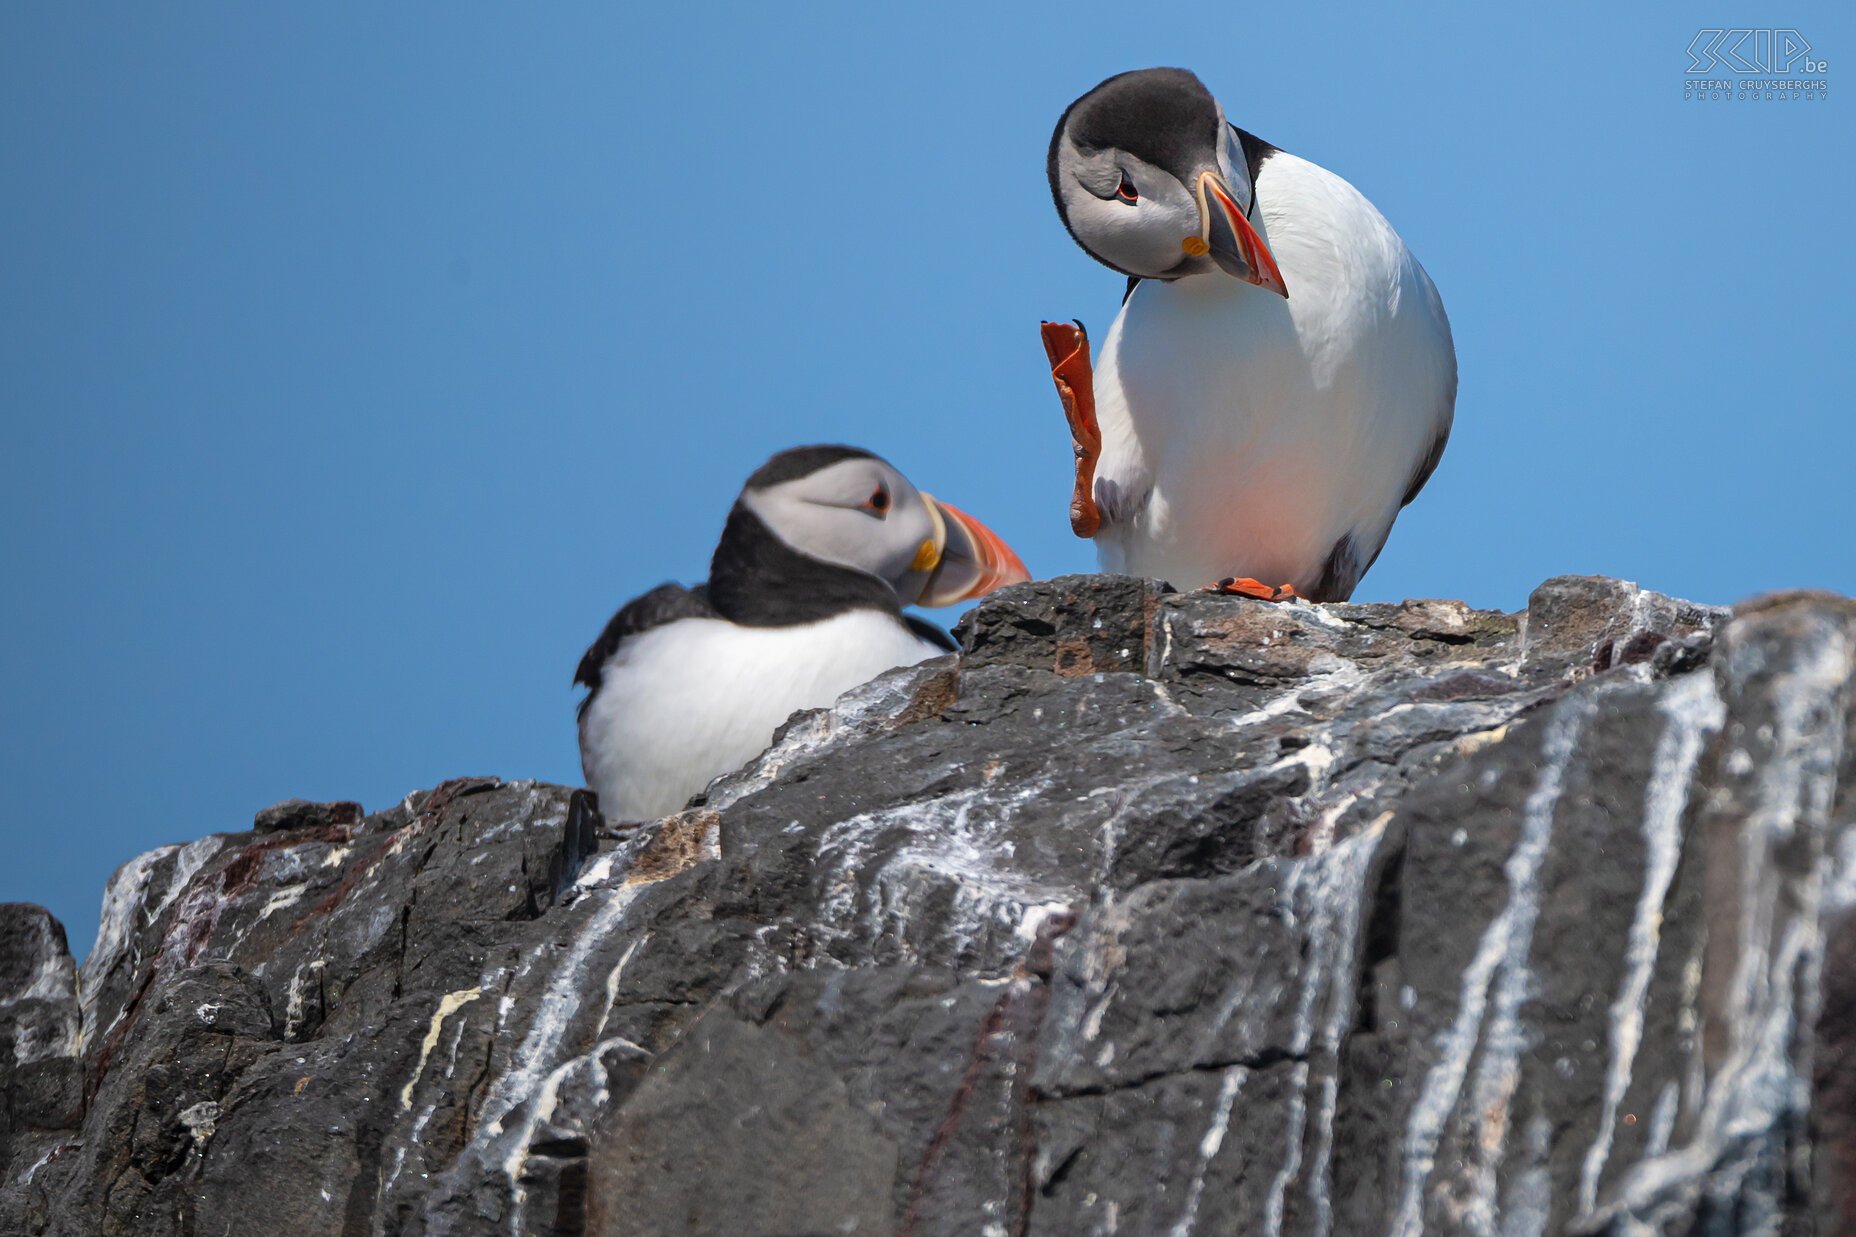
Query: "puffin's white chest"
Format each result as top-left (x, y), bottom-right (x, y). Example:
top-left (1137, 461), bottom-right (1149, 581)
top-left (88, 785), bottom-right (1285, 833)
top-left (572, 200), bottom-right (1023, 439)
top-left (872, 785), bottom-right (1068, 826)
top-left (578, 610), bottom-right (944, 822)
top-left (1091, 151), bottom-right (1454, 595)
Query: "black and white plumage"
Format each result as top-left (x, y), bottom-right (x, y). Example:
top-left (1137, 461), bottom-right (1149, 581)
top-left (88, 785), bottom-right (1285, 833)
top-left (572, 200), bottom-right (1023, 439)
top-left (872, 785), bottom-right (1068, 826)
top-left (1048, 67), bottom-right (1456, 600)
top-left (574, 445), bottom-right (1028, 822)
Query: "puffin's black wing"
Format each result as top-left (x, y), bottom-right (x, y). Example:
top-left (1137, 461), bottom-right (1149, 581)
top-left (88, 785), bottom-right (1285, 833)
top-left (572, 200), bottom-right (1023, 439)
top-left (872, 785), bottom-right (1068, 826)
top-left (903, 615), bottom-right (958, 653)
top-left (1400, 423), bottom-right (1452, 508)
top-left (574, 583), bottom-right (716, 702)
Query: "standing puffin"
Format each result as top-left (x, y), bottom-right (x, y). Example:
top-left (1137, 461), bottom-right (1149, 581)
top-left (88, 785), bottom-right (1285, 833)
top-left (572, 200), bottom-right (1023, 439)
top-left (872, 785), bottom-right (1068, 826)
top-left (1042, 67), bottom-right (1455, 601)
top-left (575, 445), bottom-right (1029, 822)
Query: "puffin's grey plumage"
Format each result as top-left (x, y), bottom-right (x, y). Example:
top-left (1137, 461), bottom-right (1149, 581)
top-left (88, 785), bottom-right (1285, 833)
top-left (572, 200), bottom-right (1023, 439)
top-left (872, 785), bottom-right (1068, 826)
top-left (1046, 67), bottom-right (1456, 601)
top-left (574, 445), bottom-right (1027, 822)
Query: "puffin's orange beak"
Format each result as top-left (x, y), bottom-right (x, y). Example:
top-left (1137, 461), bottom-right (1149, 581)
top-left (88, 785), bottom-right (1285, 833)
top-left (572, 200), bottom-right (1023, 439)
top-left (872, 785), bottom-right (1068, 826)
top-left (1196, 171), bottom-right (1288, 298)
top-left (915, 496), bottom-right (1031, 607)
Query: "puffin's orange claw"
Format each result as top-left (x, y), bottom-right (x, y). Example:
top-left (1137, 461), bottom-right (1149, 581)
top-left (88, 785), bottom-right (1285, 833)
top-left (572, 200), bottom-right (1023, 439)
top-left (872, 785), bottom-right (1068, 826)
top-left (1206, 578), bottom-right (1301, 602)
top-left (1040, 319), bottom-right (1100, 539)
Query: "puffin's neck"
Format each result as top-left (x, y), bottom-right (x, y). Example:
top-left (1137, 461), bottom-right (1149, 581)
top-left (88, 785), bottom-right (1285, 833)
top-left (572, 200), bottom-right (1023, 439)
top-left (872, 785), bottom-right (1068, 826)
top-left (705, 502), bottom-right (904, 628)
top-left (1230, 125), bottom-right (1280, 213)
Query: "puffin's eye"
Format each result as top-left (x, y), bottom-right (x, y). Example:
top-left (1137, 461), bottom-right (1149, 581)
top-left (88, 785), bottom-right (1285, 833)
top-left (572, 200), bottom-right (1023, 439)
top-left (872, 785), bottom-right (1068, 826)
top-left (865, 487), bottom-right (891, 516)
top-left (1116, 172), bottom-right (1138, 204)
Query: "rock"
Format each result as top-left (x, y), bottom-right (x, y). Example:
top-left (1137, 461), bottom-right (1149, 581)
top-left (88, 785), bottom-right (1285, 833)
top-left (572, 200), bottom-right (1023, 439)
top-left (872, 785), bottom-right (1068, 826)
top-left (2, 575), bottom-right (1852, 1236)
top-left (0, 905), bottom-right (83, 1181)
top-left (251, 798), bottom-right (364, 835)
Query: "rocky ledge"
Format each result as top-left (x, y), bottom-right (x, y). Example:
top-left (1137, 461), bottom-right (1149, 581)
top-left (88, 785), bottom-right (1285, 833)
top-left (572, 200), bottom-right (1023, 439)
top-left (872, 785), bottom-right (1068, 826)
top-left (3, 575), bottom-right (1853, 1236)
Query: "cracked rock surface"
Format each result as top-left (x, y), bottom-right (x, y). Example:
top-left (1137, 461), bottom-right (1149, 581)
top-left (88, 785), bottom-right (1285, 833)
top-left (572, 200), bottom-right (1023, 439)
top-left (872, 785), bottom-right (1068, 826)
top-left (2, 574), bottom-right (1853, 1236)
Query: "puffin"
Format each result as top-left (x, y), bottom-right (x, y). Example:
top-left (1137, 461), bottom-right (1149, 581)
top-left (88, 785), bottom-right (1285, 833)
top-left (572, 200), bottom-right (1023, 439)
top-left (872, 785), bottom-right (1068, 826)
top-left (1041, 67), bottom-right (1456, 602)
top-left (575, 445), bottom-right (1029, 822)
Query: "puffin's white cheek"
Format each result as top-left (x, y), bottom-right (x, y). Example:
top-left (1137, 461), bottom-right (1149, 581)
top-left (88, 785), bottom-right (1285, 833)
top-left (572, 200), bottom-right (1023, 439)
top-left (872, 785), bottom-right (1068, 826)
top-left (1076, 197), bottom-right (1202, 276)
top-left (802, 511), bottom-right (889, 577)
top-left (1092, 204), bottom-right (1196, 276)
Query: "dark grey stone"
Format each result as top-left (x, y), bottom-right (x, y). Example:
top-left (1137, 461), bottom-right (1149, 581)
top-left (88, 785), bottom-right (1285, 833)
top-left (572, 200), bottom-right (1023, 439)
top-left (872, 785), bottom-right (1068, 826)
top-left (0, 905), bottom-right (83, 1184)
top-left (252, 797), bottom-right (365, 834)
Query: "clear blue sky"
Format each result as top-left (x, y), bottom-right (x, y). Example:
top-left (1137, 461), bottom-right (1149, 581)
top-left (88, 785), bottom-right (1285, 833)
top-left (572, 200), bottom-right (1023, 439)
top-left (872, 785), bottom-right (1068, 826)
top-left (3, 4), bottom-right (1849, 960)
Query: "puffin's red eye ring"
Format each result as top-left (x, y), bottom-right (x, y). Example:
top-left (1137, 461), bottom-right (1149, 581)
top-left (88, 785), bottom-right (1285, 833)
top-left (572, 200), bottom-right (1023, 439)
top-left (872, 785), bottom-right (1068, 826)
top-left (1116, 173), bottom-right (1138, 203)
top-left (866, 488), bottom-right (891, 514)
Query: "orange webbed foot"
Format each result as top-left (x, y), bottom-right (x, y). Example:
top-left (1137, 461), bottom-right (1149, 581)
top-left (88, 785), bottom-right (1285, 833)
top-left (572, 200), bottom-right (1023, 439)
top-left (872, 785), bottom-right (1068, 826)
top-left (1040, 320), bottom-right (1100, 538)
top-left (1204, 578), bottom-right (1301, 602)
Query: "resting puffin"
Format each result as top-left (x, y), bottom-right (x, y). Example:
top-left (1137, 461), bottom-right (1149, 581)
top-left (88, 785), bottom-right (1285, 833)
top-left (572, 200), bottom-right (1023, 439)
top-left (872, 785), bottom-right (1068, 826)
top-left (575, 445), bottom-right (1029, 822)
top-left (1042, 67), bottom-right (1456, 601)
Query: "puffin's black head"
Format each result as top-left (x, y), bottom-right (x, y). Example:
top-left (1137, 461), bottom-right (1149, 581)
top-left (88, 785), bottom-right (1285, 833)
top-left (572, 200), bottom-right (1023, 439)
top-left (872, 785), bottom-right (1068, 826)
top-left (706, 445), bottom-right (1028, 625)
top-left (1048, 67), bottom-right (1287, 294)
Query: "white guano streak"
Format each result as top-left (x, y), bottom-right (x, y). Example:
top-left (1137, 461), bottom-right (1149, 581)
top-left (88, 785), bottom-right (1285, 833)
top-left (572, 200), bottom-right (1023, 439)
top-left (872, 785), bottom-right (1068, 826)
top-left (1264, 1062), bottom-right (1310, 1237)
top-left (475, 881), bottom-right (646, 1134)
top-left (1200, 815), bottom-right (1387, 1237)
top-left (1584, 627), bottom-right (1850, 1228)
top-left (1166, 1066), bottom-right (1246, 1237)
top-left (78, 840), bottom-right (190, 1046)
top-left (386, 1011), bottom-right (476, 1197)
top-left (1304, 815), bottom-right (1391, 1237)
top-left (1577, 674), bottom-right (1723, 1215)
top-left (1391, 691), bottom-right (1597, 1237)
top-left (590, 934), bottom-right (645, 1043)
top-left (500, 1036), bottom-right (650, 1236)
top-left (400, 986), bottom-right (486, 1110)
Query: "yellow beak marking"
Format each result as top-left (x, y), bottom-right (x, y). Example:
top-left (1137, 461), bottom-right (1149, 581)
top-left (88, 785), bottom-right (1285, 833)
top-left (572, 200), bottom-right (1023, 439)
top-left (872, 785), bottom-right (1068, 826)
top-left (910, 538), bottom-right (940, 572)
